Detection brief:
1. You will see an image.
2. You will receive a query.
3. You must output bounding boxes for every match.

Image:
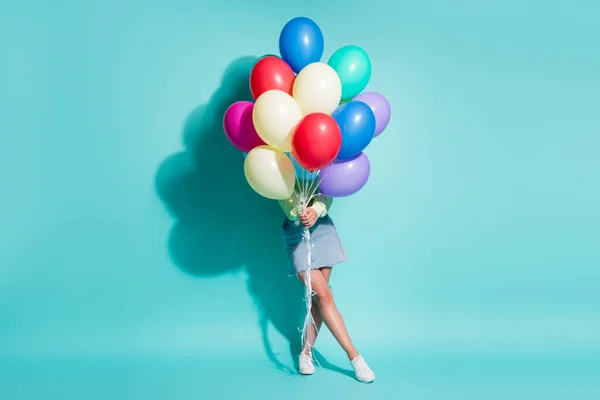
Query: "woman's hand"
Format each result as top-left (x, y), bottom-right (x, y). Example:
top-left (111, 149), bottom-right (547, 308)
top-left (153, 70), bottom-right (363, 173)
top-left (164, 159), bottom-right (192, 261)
top-left (299, 208), bottom-right (318, 228)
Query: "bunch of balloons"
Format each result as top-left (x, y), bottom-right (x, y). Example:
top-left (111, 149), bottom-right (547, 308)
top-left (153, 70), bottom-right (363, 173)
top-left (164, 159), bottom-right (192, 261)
top-left (223, 17), bottom-right (391, 200)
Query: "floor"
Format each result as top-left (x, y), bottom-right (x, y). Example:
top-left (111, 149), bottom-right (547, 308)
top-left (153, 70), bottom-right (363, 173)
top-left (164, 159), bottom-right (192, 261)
top-left (2, 351), bottom-right (598, 399)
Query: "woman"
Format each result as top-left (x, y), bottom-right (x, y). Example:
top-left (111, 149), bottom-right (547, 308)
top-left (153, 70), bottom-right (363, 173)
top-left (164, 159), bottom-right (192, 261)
top-left (279, 189), bottom-right (375, 383)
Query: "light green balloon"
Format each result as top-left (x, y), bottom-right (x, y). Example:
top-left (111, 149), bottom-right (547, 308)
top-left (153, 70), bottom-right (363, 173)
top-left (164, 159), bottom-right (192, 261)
top-left (328, 45), bottom-right (371, 100)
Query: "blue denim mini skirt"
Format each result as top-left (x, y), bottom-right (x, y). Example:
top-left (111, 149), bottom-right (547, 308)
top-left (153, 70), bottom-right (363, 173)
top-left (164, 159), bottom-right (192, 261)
top-left (282, 215), bottom-right (347, 276)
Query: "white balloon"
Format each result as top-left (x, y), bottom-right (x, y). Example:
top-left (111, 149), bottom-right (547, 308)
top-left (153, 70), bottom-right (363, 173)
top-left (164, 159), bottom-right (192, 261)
top-left (293, 62), bottom-right (342, 115)
top-left (244, 146), bottom-right (295, 200)
top-left (252, 90), bottom-right (302, 152)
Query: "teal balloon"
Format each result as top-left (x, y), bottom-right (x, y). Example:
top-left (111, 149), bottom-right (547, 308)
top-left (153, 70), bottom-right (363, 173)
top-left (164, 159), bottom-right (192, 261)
top-left (328, 45), bottom-right (371, 100)
top-left (294, 159), bottom-right (317, 181)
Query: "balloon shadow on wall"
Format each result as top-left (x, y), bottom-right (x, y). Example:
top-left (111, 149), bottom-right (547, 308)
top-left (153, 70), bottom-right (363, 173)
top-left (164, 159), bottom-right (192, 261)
top-left (155, 56), bottom-right (321, 375)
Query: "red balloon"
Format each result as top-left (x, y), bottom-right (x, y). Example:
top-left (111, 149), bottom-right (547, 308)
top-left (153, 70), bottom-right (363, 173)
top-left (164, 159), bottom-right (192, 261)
top-left (292, 113), bottom-right (342, 171)
top-left (249, 56), bottom-right (295, 100)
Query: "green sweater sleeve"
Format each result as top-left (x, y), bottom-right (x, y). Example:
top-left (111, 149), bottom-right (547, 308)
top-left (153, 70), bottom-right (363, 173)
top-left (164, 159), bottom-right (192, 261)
top-left (278, 190), bottom-right (333, 221)
top-left (278, 193), bottom-right (300, 221)
top-left (310, 195), bottom-right (333, 218)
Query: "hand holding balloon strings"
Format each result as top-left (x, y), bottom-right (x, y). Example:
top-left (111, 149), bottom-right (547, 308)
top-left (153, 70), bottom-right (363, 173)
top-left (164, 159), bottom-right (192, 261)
top-left (299, 207), bottom-right (318, 228)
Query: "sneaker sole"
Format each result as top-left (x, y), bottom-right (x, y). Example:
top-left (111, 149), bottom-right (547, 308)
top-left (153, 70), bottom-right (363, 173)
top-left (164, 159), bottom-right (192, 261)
top-left (356, 376), bottom-right (375, 383)
top-left (299, 370), bottom-right (315, 375)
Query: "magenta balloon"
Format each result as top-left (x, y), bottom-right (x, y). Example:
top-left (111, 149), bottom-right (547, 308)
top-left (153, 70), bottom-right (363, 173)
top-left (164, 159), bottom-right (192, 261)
top-left (223, 101), bottom-right (266, 152)
top-left (353, 92), bottom-right (391, 137)
top-left (319, 152), bottom-right (370, 197)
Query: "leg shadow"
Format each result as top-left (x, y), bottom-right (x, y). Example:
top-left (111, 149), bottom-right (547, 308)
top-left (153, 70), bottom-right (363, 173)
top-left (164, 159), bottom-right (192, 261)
top-left (155, 56), bottom-right (304, 373)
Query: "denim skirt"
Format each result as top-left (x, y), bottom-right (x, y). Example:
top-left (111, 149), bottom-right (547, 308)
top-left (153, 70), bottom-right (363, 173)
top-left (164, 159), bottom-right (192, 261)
top-left (282, 216), bottom-right (347, 276)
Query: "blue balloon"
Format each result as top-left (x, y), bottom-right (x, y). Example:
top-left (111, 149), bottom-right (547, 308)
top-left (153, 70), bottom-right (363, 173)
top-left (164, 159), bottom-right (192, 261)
top-left (332, 101), bottom-right (376, 160)
top-left (279, 17), bottom-right (324, 73)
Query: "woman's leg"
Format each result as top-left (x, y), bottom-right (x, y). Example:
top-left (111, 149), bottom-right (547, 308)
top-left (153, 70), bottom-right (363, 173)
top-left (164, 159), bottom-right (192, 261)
top-left (301, 267), bottom-right (331, 355)
top-left (298, 268), bottom-right (359, 360)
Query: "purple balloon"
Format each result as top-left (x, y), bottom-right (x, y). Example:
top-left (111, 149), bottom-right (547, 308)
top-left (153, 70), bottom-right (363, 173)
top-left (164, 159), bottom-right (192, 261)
top-left (319, 152), bottom-right (370, 197)
top-left (223, 101), bottom-right (266, 152)
top-left (353, 92), bottom-right (391, 137)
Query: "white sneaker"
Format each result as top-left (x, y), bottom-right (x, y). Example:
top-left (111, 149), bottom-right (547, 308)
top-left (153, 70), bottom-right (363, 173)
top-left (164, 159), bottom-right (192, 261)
top-left (351, 355), bottom-right (375, 383)
top-left (299, 353), bottom-right (315, 375)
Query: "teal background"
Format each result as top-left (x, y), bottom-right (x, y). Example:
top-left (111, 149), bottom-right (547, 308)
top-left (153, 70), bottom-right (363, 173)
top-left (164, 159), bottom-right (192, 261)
top-left (1, 0), bottom-right (599, 399)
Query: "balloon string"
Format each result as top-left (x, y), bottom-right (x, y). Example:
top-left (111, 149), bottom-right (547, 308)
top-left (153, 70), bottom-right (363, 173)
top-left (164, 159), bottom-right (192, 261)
top-left (300, 164), bottom-right (326, 369)
top-left (306, 171), bottom-right (321, 202)
top-left (288, 154), bottom-right (327, 369)
top-left (300, 226), bottom-right (319, 366)
top-left (288, 153), bottom-right (302, 195)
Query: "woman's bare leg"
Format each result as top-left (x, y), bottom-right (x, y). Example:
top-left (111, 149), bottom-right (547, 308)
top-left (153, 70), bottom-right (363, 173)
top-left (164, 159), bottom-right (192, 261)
top-left (300, 267), bottom-right (331, 355)
top-left (298, 268), bottom-right (359, 360)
